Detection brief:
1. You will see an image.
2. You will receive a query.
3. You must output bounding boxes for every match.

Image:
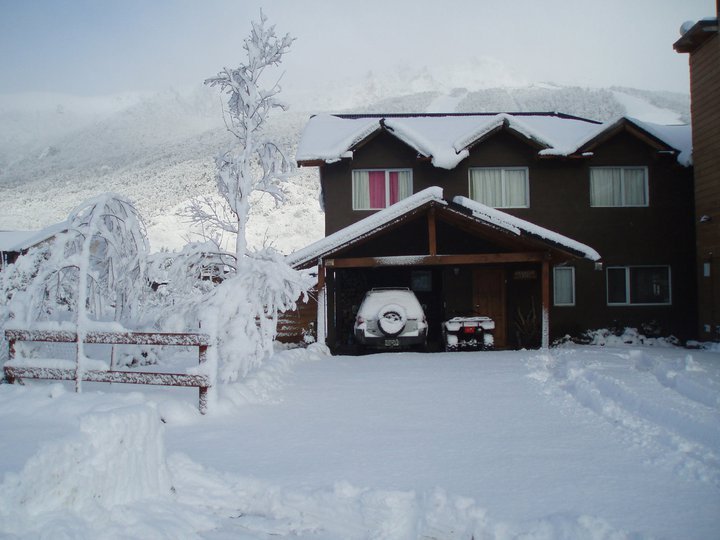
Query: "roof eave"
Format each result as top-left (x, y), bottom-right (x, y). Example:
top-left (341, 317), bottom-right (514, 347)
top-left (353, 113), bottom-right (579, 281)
top-left (674, 18), bottom-right (719, 53)
top-left (573, 117), bottom-right (677, 156)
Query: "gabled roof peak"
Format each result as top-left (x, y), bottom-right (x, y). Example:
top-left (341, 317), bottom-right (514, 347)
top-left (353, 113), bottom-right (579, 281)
top-left (286, 187), bottom-right (600, 268)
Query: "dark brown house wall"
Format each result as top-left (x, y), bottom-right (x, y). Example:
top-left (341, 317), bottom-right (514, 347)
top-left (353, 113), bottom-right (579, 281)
top-left (507, 131), bottom-right (696, 340)
top-left (322, 132), bottom-right (423, 235)
top-left (689, 32), bottom-right (720, 339)
top-left (318, 127), bottom-right (696, 340)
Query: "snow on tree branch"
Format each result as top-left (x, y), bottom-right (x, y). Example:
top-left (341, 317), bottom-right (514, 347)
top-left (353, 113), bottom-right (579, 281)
top-left (201, 10), bottom-right (295, 260)
top-left (3, 194), bottom-right (149, 328)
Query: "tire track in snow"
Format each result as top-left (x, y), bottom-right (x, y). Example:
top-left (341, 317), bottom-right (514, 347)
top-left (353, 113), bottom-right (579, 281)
top-left (527, 348), bottom-right (720, 487)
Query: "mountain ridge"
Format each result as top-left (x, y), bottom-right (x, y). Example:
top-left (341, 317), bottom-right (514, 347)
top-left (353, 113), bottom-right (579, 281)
top-left (0, 80), bottom-right (691, 254)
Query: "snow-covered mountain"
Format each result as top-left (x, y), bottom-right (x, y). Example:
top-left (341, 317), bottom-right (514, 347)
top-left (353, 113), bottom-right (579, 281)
top-left (0, 71), bottom-right (690, 254)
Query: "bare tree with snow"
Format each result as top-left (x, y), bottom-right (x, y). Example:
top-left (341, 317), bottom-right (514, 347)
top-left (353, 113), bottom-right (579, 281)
top-left (191, 11), bottom-right (295, 261)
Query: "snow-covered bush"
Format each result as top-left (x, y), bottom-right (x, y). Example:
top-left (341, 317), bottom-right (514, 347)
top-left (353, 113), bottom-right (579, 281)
top-left (143, 241), bottom-right (236, 329)
top-left (5, 194), bottom-right (149, 327)
top-left (1, 194), bottom-right (148, 327)
top-left (554, 327), bottom-right (680, 348)
top-left (199, 248), bottom-right (314, 382)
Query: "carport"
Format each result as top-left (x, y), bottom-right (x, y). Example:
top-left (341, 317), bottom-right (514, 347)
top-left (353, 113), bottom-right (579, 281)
top-left (286, 188), bottom-right (600, 353)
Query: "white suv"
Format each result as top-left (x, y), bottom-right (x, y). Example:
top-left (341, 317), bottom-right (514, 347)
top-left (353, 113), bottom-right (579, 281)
top-left (353, 288), bottom-right (428, 351)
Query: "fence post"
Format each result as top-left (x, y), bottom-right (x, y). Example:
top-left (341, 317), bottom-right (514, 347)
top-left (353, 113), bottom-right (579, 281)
top-left (5, 337), bottom-right (16, 384)
top-left (198, 344), bottom-right (208, 414)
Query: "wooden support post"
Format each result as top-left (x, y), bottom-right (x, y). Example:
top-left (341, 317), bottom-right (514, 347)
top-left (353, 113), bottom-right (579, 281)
top-left (428, 207), bottom-right (437, 256)
top-left (74, 337), bottom-right (81, 394)
top-left (5, 338), bottom-right (16, 384)
top-left (316, 262), bottom-right (327, 345)
top-left (198, 344), bottom-right (208, 415)
top-left (541, 258), bottom-right (551, 349)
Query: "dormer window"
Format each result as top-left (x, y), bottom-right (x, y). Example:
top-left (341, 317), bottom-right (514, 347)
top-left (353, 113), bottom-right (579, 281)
top-left (590, 167), bottom-right (648, 207)
top-left (352, 169), bottom-right (412, 210)
top-left (469, 167), bottom-right (529, 208)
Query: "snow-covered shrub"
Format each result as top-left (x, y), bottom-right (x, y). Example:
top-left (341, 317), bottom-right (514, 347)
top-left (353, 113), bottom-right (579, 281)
top-left (142, 241), bottom-right (236, 330)
top-left (553, 327), bottom-right (680, 348)
top-left (6, 194), bottom-right (149, 327)
top-left (0, 243), bottom-right (54, 362)
top-left (199, 248), bottom-right (314, 382)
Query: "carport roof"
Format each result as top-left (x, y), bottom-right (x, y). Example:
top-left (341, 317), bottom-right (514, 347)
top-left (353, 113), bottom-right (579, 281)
top-left (286, 187), bottom-right (600, 269)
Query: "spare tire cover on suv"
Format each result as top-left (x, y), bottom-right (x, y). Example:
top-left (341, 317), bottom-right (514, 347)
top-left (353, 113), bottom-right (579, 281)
top-left (376, 304), bottom-right (407, 337)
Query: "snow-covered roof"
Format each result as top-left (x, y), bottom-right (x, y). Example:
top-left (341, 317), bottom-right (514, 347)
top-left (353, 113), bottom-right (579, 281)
top-left (630, 119), bottom-right (692, 167)
top-left (539, 116), bottom-right (693, 167)
top-left (286, 187), bottom-right (599, 268)
top-left (0, 231), bottom-right (37, 252)
top-left (452, 196), bottom-right (600, 261)
top-left (286, 187), bottom-right (446, 267)
top-left (0, 221), bottom-right (68, 253)
top-left (296, 112), bottom-right (691, 169)
top-left (295, 115), bottom-right (381, 164)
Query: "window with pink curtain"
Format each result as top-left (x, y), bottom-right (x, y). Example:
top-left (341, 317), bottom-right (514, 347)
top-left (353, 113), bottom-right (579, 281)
top-left (368, 171), bottom-right (386, 208)
top-left (388, 172), bottom-right (399, 204)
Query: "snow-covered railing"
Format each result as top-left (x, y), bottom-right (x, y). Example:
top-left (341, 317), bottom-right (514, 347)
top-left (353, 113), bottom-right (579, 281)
top-left (3, 329), bottom-right (212, 414)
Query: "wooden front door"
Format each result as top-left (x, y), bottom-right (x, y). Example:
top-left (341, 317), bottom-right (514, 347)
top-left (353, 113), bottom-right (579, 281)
top-left (473, 267), bottom-right (507, 348)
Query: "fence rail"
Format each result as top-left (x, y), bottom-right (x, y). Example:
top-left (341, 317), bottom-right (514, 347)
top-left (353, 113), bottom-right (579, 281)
top-left (3, 329), bottom-right (212, 414)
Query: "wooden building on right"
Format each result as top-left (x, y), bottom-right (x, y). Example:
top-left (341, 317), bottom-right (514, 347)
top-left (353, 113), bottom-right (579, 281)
top-left (675, 10), bottom-right (720, 342)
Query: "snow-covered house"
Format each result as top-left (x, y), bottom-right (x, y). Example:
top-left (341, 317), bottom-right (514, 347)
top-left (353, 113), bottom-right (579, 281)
top-left (290, 112), bottom-right (695, 351)
top-left (675, 12), bottom-right (720, 341)
top-left (0, 221), bottom-right (68, 270)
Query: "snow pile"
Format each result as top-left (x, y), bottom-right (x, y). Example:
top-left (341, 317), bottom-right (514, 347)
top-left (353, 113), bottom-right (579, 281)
top-left (168, 461), bottom-right (641, 539)
top-left (556, 327), bottom-right (680, 348)
top-left (0, 403), bottom-right (188, 537)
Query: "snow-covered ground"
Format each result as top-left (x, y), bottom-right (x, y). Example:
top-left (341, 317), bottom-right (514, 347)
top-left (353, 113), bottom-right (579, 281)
top-left (1, 344), bottom-right (718, 539)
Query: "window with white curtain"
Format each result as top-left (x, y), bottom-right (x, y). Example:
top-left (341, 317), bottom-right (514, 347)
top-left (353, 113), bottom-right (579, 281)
top-left (590, 167), bottom-right (648, 207)
top-left (469, 167), bottom-right (529, 208)
top-left (553, 266), bottom-right (575, 306)
top-left (352, 169), bottom-right (412, 210)
top-left (606, 266), bottom-right (671, 305)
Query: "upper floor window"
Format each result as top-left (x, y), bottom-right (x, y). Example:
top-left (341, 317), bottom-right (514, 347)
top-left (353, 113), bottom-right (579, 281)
top-left (606, 265), bottom-right (671, 305)
top-left (590, 167), bottom-right (648, 207)
top-left (352, 169), bottom-right (412, 210)
top-left (469, 167), bottom-right (529, 208)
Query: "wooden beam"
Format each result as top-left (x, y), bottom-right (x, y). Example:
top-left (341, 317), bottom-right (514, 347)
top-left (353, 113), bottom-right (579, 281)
top-left (4, 329), bottom-right (210, 346)
top-left (428, 207), bottom-right (437, 256)
top-left (325, 252), bottom-right (547, 268)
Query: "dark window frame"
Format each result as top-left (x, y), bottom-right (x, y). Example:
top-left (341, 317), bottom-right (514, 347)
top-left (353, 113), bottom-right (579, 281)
top-left (606, 265), bottom-right (672, 306)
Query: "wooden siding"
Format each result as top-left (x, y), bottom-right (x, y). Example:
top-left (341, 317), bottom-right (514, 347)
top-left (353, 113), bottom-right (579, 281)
top-left (689, 32), bottom-right (720, 339)
top-left (276, 294), bottom-right (318, 343)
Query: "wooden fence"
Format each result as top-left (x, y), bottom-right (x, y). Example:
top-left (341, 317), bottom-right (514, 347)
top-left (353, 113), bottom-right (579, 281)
top-left (3, 329), bottom-right (212, 414)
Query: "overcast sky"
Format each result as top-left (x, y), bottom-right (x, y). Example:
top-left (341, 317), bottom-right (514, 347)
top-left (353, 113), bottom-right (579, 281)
top-left (0, 0), bottom-right (715, 97)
